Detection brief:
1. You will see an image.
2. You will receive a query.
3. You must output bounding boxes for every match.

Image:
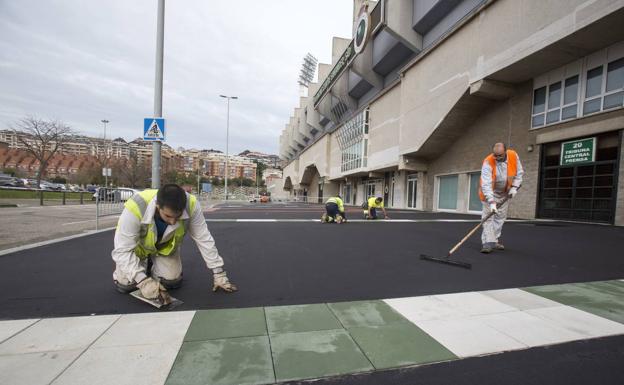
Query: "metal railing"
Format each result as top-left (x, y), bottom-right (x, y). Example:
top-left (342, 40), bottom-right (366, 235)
top-left (0, 186), bottom-right (91, 206)
top-left (95, 188), bottom-right (137, 230)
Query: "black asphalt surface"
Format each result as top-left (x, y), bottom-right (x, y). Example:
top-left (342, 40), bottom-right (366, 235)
top-left (1, 203), bottom-right (623, 319)
top-left (2, 202), bottom-right (623, 384)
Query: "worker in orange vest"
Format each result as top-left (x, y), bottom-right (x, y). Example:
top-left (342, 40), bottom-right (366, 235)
top-left (478, 143), bottom-right (524, 253)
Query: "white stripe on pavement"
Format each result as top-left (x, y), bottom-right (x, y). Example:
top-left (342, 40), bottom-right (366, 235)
top-left (0, 227), bottom-right (116, 256)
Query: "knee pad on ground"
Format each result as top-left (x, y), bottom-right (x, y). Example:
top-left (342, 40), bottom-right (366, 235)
top-left (159, 275), bottom-right (183, 290)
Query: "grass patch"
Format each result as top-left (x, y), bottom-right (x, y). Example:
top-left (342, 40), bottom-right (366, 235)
top-left (0, 189), bottom-right (90, 200)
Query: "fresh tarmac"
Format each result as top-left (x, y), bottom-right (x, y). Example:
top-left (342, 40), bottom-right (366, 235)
top-left (0, 202), bottom-right (623, 384)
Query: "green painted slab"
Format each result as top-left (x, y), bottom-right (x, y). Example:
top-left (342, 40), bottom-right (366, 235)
top-left (166, 336), bottom-right (275, 385)
top-left (270, 329), bottom-right (373, 382)
top-left (347, 323), bottom-right (457, 369)
top-left (327, 300), bottom-right (409, 327)
top-left (524, 281), bottom-right (624, 324)
top-left (184, 308), bottom-right (267, 341)
top-left (265, 304), bottom-right (342, 334)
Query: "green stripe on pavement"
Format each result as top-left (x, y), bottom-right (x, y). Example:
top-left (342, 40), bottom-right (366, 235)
top-left (524, 280), bottom-right (624, 324)
top-left (166, 300), bottom-right (457, 384)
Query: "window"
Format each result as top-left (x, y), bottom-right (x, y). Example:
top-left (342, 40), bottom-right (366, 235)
top-left (468, 172), bottom-right (482, 212)
top-left (438, 175), bottom-right (458, 210)
top-left (584, 66), bottom-right (603, 114)
top-left (583, 57), bottom-right (624, 115)
top-left (546, 81), bottom-right (562, 124)
top-left (604, 58), bottom-right (624, 110)
top-left (337, 109), bottom-right (368, 172)
top-left (562, 76), bottom-right (579, 120)
top-left (531, 87), bottom-right (546, 127)
top-left (532, 76), bottom-right (579, 128)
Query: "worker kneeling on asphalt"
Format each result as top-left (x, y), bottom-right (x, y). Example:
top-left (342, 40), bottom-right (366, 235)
top-left (322, 195), bottom-right (347, 223)
top-left (112, 184), bottom-right (237, 300)
top-left (478, 142), bottom-right (524, 253)
top-left (363, 196), bottom-right (389, 219)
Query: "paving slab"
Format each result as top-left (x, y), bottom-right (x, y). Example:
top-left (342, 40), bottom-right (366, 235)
top-left (414, 317), bottom-right (528, 357)
top-left (526, 306), bottom-right (624, 338)
top-left (265, 303), bottom-right (342, 334)
top-left (472, 310), bottom-right (585, 347)
top-left (525, 282), bottom-right (624, 324)
top-left (0, 315), bottom-right (119, 355)
top-left (93, 311), bottom-right (194, 348)
top-left (327, 300), bottom-right (408, 328)
top-left (183, 307), bottom-right (266, 341)
top-left (347, 322), bottom-right (457, 369)
top-left (481, 288), bottom-right (562, 311)
top-left (166, 336), bottom-right (274, 385)
top-left (0, 349), bottom-right (83, 385)
top-left (270, 329), bottom-right (373, 382)
top-left (53, 342), bottom-right (181, 385)
top-left (0, 318), bottom-right (39, 343)
top-left (384, 296), bottom-right (466, 322)
top-left (433, 292), bottom-right (517, 316)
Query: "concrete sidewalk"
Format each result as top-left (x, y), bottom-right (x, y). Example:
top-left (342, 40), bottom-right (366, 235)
top-left (1, 279), bottom-right (623, 385)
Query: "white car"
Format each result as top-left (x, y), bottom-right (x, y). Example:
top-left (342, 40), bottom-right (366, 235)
top-left (93, 188), bottom-right (140, 202)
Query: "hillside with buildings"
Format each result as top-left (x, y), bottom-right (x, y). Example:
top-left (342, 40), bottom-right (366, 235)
top-left (0, 129), bottom-right (280, 186)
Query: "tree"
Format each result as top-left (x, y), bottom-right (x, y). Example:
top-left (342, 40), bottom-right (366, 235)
top-left (12, 117), bottom-right (74, 188)
top-left (115, 154), bottom-right (150, 188)
top-left (254, 160), bottom-right (267, 187)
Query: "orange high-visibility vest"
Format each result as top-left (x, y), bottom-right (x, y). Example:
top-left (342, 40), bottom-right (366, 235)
top-left (478, 149), bottom-right (518, 202)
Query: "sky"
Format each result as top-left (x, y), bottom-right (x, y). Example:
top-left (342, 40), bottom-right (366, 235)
top-left (0, 0), bottom-right (353, 155)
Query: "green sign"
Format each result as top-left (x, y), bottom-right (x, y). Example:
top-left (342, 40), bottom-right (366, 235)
top-left (313, 41), bottom-right (355, 107)
top-left (560, 137), bottom-right (596, 165)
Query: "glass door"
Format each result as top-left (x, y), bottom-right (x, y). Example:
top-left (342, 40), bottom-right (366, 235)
top-left (407, 176), bottom-right (417, 208)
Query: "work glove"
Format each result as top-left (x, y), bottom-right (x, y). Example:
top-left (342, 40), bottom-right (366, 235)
top-left (213, 271), bottom-right (238, 293)
top-left (137, 277), bottom-right (166, 300)
top-left (508, 187), bottom-right (518, 198)
top-left (489, 202), bottom-right (498, 213)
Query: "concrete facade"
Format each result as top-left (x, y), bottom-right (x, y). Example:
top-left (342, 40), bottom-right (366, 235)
top-left (279, 0), bottom-right (624, 225)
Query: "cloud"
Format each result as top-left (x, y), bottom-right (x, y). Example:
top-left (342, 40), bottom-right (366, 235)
top-left (0, 0), bottom-right (352, 154)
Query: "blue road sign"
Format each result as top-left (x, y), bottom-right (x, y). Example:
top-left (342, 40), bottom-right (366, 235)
top-left (143, 118), bottom-right (166, 141)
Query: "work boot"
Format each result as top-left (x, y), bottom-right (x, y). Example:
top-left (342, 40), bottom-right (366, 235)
top-left (480, 243), bottom-right (494, 254)
top-left (114, 280), bottom-right (137, 294)
top-left (494, 243), bottom-right (505, 251)
top-left (320, 214), bottom-right (327, 223)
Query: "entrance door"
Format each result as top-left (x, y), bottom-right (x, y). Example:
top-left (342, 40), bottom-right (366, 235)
top-left (366, 182), bottom-right (375, 198)
top-left (407, 175), bottom-right (417, 208)
top-left (343, 184), bottom-right (352, 204)
top-left (538, 131), bottom-right (620, 223)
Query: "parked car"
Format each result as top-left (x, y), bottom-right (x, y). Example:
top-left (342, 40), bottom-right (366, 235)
top-left (0, 174), bottom-right (25, 187)
top-left (39, 181), bottom-right (59, 190)
top-left (260, 195), bottom-right (270, 203)
top-left (248, 195), bottom-right (260, 203)
top-left (93, 187), bottom-right (140, 202)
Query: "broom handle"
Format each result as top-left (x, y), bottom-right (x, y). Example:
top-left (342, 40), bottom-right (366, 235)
top-left (447, 195), bottom-right (511, 256)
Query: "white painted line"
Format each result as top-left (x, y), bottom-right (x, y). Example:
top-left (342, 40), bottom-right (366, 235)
top-left (0, 227), bottom-right (116, 256)
top-left (236, 219), bottom-right (277, 222)
top-left (62, 216), bottom-right (119, 226)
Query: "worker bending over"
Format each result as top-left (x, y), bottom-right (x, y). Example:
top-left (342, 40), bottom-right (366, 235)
top-left (478, 142), bottom-right (524, 253)
top-left (322, 195), bottom-right (347, 223)
top-left (363, 196), bottom-right (389, 219)
top-left (112, 184), bottom-right (237, 300)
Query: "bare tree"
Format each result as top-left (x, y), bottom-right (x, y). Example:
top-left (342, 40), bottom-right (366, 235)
top-left (114, 153), bottom-right (150, 188)
top-left (12, 117), bottom-right (74, 188)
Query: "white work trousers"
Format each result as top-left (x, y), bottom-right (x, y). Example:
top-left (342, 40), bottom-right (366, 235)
top-left (113, 251), bottom-right (182, 285)
top-left (481, 193), bottom-right (509, 246)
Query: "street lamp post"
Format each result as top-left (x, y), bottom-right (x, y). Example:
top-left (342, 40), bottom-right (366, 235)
top-left (219, 95), bottom-right (237, 200)
top-left (101, 119), bottom-right (110, 187)
top-left (152, 0), bottom-right (165, 189)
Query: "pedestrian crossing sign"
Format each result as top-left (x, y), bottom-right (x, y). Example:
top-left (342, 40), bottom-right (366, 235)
top-left (143, 118), bottom-right (166, 141)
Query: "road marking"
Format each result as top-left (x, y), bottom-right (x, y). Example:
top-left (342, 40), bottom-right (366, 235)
top-left (62, 216), bottom-right (119, 226)
top-left (0, 227), bottom-right (116, 256)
